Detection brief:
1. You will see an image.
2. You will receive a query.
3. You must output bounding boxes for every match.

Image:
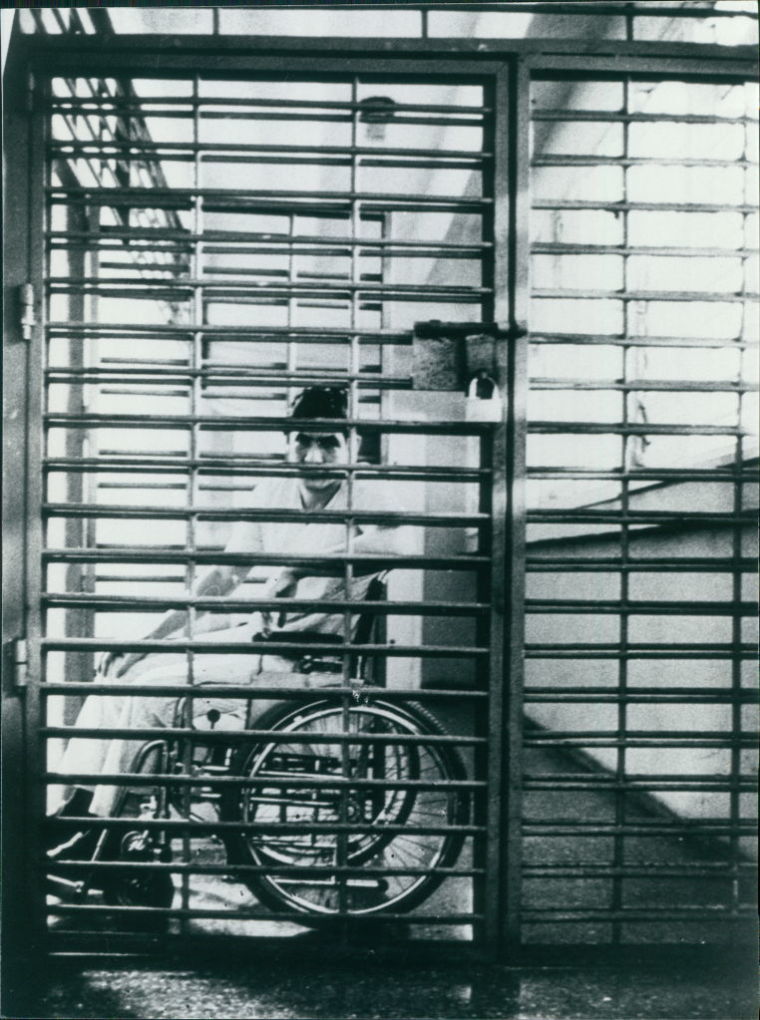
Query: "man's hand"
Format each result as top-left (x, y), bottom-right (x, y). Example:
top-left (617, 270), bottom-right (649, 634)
top-left (258, 568), bottom-right (300, 631)
top-left (271, 568), bottom-right (299, 599)
top-left (96, 650), bottom-right (146, 679)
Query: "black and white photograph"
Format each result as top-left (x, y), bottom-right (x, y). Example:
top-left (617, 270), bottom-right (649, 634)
top-left (1, 3), bottom-right (758, 1019)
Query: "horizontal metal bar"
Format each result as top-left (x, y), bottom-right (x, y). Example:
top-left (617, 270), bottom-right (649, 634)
top-left (56, 107), bottom-right (482, 128)
top-left (43, 458), bottom-right (489, 483)
top-left (523, 685), bottom-right (757, 702)
top-left (532, 155), bottom-right (759, 169)
top-left (46, 902), bottom-right (480, 925)
top-left (43, 413), bottom-right (490, 435)
top-left (532, 199), bottom-right (757, 214)
top-left (523, 775), bottom-right (756, 790)
top-left (522, 736), bottom-right (755, 748)
top-left (53, 240), bottom-right (487, 260)
top-left (51, 227), bottom-right (492, 254)
top-left (49, 185), bottom-right (492, 206)
top-left (533, 287), bottom-right (758, 304)
top-left (51, 95), bottom-right (489, 115)
top-left (42, 858), bottom-right (483, 879)
top-left (44, 1), bottom-right (756, 20)
top-left (42, 503), bottom-right (488, 527)
top-left (54, 195), bottom-right (486, 216)
top-left (523, 599), bottom-right (755, 616)
top-left (42, 549), bottom-right (489, 569)
top-left (44, 412), bottom-right (746, 439)
top-left (46, 322), bottom-right (415, 342)
top-left (42, 638), bottom-right (488, 658)
top-left (526, 509), bottom-right (754, 524)
top-left (48, 276), bottom-right (490, 298)
top-left (524, 647), bottom-right (755, 660)
top-left (53, 146), bottom-right (450, 169)
top-left (23, 28), bottom-right (760, 67)
top-left (530, 378), bottom-right (758, 393)
top-left (533, 110), bottom-right (755, 125)
top-left (522, 864), bottom-right (756, 878)
top-left (526, 468), bottom-right (758, 482)
top-left (46, 366), bottom-right (410, 384)
top-left (41, 682), bottom-right (487, 701)
top-left (45, 770), bottom-right (484, 793)
top-left (44, 369), bottom-right (754, 395)
top-left (46, 290), bottom-right (482, 307)
top-left (520, 908), bottom-right (756, 923)
top-left (42, 592), bottom-right (490, 616)
top-left (522, 820), bottom-right (755, 834)
top-left (531, 243), bottom-right (759, 258)
top-left (526, 730), bottom-right (754, 746)
top-left (49, 142), bottom-right (492, 163)
top-left (43, 726), bottom-right (750, 751)
top-left (530, 332), bottom-right (757, 349)
top-left (414, 2), bottom-right (757, 17)
top-left (529, 422), bottom-right (746, 436)
top-left (526, 558), bottom-right (757, 572)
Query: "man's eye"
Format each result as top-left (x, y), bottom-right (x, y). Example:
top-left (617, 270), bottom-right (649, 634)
top-left (318, 439), bottom-right (339, 452)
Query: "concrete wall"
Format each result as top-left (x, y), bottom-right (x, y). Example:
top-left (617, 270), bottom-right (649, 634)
top-left (525, 514), bottom-right (758, 848)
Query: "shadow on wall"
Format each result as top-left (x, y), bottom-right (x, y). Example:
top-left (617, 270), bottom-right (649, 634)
top-left (525, 506), bottom-right (758, 841)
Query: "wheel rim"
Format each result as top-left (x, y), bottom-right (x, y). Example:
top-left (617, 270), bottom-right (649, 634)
top-left (236, 702), bottom-right (464, 916)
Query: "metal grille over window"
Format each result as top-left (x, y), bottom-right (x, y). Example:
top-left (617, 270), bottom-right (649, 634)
top-left (525, 75), bottom-right (759, 944)
top-left (41, 73), bottom-right (503, 944)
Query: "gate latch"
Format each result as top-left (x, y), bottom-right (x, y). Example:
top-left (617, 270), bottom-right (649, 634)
top-left (412, 320), bottom-right (516, 391)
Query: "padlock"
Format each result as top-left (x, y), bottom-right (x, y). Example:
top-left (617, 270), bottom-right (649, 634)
top-left (465, 372), bottom-right (502, 422)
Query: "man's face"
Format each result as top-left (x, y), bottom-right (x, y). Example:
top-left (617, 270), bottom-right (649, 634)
top-left (288, 430), bottom-right (348, 492)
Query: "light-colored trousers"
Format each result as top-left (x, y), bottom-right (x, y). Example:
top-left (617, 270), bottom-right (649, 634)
top-left (52, 623), bottom-right (338, 817)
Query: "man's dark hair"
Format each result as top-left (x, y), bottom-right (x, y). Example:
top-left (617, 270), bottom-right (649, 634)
top-left (289, 386), bottom-right (348, 421)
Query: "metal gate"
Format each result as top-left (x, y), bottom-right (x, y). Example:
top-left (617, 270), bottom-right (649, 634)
top-left (30, 59), bottom-right (517, 955)
top-left (522, 71), bottom-right (758, 946)
top-left (7, 18), bottom-right (758, 961)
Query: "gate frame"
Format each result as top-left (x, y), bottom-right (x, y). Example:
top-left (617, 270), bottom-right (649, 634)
top-left (4, 28), bottom-right (757, 967)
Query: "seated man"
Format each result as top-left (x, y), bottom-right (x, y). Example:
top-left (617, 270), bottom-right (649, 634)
top-left (48, 386), bottom-right (411, 857)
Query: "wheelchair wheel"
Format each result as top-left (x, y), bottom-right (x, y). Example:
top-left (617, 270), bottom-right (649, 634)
top-left (100, 829), bottom-right (175, 916)
top-left (219, 697), bottom-right (469, 918)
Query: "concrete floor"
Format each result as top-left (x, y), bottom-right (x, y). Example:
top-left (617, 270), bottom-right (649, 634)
top-left (11, 952), bottom-right (758, 1020)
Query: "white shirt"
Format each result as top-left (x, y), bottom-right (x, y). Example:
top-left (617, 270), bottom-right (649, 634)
top-left (225, 474), bottom-right (403, 636)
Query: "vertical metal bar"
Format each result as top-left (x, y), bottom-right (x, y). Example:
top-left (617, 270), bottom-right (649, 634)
top-left (179, 71), bottom-right (203, 935)
top-left (286, 211), bottom-right (297, 409)
top-left (25, 69), bottom-right (51, 950)
top-left (61, 186), bottom-right (94, 709)
top-left (474, 68), bottom-right (497, 953)
top-left (480, 59), bottom-right (511, 957)
top-left (501, 56), bottom-right (530, 958)
top-left (336, 73), bottom-right (362, 927)
top-left (612, 75), bottom-right (632, 946)
top-left (729, 373), bottom-right (744, 923)
top-left (729, 111), bottom-right (750, 918)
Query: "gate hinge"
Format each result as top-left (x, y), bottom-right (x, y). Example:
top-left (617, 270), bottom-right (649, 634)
top-left (19, 284), bottom-right (36, 342)
top-left (13, 639), bottom-right (28, 691)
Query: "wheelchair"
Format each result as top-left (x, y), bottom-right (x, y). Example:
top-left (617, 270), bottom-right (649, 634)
top-left (86, 584), bottom-right (471, 923)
